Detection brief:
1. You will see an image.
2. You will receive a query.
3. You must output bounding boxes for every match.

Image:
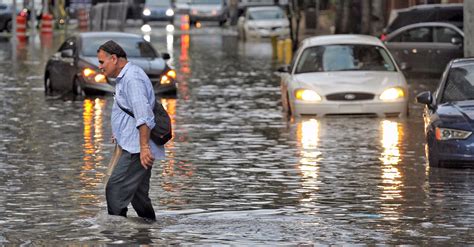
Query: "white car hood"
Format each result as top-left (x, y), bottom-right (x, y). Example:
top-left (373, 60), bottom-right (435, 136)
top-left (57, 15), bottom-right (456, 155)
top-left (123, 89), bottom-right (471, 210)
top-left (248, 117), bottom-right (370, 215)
top-left (293, 71), bottom-right (404, 95)
top-left (248, 19), bottom-right (288, 28)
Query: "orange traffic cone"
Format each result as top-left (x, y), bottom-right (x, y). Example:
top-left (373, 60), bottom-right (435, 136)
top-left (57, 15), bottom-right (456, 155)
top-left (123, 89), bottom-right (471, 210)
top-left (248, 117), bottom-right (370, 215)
top-left (16, 15), bottom-right (27, 42)
top-left (41, 13), bottom-right (54, 34)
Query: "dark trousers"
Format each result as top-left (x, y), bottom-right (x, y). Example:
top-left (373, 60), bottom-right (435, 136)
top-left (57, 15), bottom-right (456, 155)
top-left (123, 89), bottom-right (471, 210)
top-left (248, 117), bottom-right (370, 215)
top-left (106, 150), bottom-right (156, 220)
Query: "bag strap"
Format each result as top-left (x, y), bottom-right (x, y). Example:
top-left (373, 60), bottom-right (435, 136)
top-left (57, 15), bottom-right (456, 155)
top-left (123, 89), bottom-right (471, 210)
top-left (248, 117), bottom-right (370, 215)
top-left (116, 99), bottom-right (135, 118)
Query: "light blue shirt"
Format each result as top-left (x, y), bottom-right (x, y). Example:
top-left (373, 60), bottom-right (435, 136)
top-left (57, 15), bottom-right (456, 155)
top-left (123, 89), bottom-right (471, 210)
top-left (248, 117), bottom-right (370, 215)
top-left (112, 62), bottom-right (165, 160)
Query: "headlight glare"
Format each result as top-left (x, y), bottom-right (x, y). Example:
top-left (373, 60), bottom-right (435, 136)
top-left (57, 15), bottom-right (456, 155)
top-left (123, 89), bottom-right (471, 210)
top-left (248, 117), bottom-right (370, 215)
top-left (166, 69), bottom-right (177, 79)
top-left (160, 75), bottom-right (170, 84)
top-left (83, 68), bottom-right (96, 77)
top-left (166, 8), bottom-right (174, 16)
top-left (435, 127), bottom-right (472, 140)
top-left (83, 68), bottom-right (107, 83)
top-left (143, 8), bottom-right (151, 16)
top-left (295, 89), bottom-right (321, 101)
top-left (380, 87), bottom-right (405, 101)
top-left (94, 74), bottom-right (107, 83)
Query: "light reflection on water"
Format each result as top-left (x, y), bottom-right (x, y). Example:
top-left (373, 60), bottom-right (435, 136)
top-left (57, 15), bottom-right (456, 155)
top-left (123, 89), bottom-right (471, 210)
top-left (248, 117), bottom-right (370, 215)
top-left (379, 120), bottom-right (403, 221)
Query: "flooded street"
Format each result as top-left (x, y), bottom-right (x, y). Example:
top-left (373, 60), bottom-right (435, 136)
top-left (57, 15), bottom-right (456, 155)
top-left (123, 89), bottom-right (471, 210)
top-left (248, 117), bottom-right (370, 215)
top-left (0, 28), bottom-right (473, 245)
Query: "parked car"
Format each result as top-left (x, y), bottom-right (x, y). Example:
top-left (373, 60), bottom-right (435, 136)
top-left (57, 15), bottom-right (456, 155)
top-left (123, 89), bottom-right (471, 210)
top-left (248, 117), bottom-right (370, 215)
top-left (384, 22), bottom-right (464, 74)
top-left (279, 34), bottom-right (408, 117)
top-left (188, 0), bottom-right (228, 26)
top-left (175, 0), bottom-right (190, 15)
top-left (44, 32), bottom-right (177, 96)
top-left (416, 58), bottom-right (474, 168)
top-left (237, 6), bottom-right (289, 40)
top-left (0, 2), bottom-right (12, 32)
top-left (381, 3), bottom-right (462, 41)
top-left (142, 0), bottom-right (174, 24)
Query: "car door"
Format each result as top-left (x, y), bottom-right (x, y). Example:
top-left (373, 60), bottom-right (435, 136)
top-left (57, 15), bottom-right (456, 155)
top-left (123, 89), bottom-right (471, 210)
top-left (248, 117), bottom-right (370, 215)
top-left (432, 26), bottom-right (464, 73)
top-left (385, 26), bottom-right (434, 73)
top-left (50, 37), bottom-right (77, 91)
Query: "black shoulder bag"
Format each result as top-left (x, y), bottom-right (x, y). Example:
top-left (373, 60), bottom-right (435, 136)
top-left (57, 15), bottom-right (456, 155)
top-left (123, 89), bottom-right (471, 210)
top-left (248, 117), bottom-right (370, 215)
top-left (116, 99), bottom-right (172, 146)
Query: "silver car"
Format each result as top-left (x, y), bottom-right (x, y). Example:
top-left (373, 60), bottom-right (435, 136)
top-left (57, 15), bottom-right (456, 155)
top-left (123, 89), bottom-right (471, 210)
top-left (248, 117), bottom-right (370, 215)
top-left (384, 22), bottom-right (464, 74)
top-left (188, 0), bottom-right (228, 26)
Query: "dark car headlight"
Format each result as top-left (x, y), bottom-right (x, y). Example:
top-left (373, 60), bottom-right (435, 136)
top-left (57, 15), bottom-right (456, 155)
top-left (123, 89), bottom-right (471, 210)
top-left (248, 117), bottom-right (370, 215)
top-left (160, 69), bottom-right (177, 85)
top-left (435, 127), bottom-right (472, 140)
top-left (82, 68), bottom-right (107, 83)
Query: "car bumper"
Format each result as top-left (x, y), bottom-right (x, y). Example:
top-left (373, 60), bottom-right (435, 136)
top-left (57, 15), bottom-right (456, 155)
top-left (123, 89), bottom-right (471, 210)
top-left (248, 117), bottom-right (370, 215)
top-left (247, 28), bottom-right (290, 38)
top-left (189, 14), bottom-right (225, 22)
top-left (81, 79), bottom-right (115, 94)
top-left (153, 81), bottom-right (177, 94)
top-left (143, 15), bottom-right (174, 22)
top-left (292, 100), bottom-right (407, 117)
top-left (431, 139), bottom-right (474, 167)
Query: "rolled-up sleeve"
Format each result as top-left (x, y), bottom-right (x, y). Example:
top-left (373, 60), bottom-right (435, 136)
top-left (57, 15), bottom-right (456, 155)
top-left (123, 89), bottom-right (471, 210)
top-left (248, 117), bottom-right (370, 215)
top-left (125, 72), bottom-right (155, 130)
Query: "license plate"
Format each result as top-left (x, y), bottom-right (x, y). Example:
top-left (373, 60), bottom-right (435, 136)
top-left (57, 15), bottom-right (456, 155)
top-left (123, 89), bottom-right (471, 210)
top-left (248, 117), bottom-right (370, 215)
top-left (339, 104), bottom-right (362, 113)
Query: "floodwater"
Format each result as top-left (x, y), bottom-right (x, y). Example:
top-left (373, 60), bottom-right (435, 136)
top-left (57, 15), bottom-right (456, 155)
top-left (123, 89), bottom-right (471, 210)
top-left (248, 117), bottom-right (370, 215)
top-left (0, 27), bottom-right (473, 245)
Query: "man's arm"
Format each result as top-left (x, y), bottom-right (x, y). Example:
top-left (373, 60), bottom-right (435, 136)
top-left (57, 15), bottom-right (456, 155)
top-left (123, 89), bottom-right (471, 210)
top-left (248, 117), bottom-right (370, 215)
top-left (139, 124), bottom-right (154, 169)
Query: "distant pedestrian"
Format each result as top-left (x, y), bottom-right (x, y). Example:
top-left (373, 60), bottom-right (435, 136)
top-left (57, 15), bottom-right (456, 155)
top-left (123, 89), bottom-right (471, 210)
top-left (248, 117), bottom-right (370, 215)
top-left (97, 40), bottom-right (165, 222)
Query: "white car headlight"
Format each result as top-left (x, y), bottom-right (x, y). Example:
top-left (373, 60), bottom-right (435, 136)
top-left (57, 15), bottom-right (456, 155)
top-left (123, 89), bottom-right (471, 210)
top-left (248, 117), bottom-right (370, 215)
top-left (143, 8), bottom-right (151, 16)
top-left (166, 8), bottom-right (174, 16)
top-left (295, 89), bottom-right (321, 102)
top-left (380, 87), bottom-right (405, 101)
top-left (435, 127), bottom-right (472, 140)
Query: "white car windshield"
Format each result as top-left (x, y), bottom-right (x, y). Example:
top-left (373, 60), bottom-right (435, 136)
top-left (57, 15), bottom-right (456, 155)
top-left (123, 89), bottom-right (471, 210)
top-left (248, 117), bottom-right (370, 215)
top-left (295, 44), bottom-right (397, 73)
top-left (249, 8), bottom-right (285, 20)
top-left (441, 65), bottom-right (474, 103)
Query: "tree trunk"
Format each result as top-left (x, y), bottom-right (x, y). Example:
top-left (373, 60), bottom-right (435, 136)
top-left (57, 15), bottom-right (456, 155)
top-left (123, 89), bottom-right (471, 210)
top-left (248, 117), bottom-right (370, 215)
top-left (361, 0), bottom-right (371, 34)
top-left (336, 0), bottom-right (351, 34)
top-left (370, 0), bottom-right (385, 36)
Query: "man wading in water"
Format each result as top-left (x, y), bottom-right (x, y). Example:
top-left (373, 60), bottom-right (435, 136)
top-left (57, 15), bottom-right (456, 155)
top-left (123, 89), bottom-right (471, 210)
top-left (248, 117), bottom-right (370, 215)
top-left (97, 40), bottom-right (165, 222)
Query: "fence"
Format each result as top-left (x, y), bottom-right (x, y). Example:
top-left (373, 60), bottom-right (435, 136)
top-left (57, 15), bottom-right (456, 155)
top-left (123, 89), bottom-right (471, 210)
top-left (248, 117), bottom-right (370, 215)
top-left (89, 2), bottom-right (128, 31)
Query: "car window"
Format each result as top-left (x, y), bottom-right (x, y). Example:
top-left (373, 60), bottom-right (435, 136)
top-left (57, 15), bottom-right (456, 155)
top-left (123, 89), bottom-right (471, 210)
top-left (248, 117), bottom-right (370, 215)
top-left (146, 0), bottom-right (171, 6)
top-left (248, 8), bottom-right (284, 20)
top-left (392, 27), bottom-right (433, 42)
top-left (295, 44), bottom-right (396, 73)
top-left (81, 37), bottom-right (158, 58)
top-left (191, 0), bottom-right (221, 4)
top-left (434, 27), bottom-right (462, 43)
top-left (441, 65), bottom-right (474, 103)
top-left (58, 38), bottom-right (76, 52)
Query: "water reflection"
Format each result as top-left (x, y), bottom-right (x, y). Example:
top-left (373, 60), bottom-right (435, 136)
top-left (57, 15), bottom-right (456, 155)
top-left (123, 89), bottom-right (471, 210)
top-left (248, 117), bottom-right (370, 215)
top-left (379, 120), bottom-right (403, 220)
top-left (296, 118), bottom-right (321, 209)
top-left (80, 98), bottom-right (107, 213)
top-left (179, 34), bottom-right (190, 100)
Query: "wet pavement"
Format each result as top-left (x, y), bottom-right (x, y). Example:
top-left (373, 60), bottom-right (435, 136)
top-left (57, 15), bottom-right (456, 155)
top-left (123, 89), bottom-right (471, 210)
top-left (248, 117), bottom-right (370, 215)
top-left (0, 27), bottom-right (473, 245)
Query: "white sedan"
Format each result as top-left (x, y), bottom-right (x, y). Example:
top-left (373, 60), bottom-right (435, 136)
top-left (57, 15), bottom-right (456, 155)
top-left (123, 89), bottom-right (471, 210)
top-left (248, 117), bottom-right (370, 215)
top-left (237, 6), bottom-right (289, 40)
top-left (279, 34), bottom-right (408, 117)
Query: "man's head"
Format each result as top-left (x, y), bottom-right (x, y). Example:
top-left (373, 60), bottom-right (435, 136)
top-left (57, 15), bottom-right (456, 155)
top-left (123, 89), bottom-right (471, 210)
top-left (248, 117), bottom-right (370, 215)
top-left (97, 40), bottom-right (127, 77)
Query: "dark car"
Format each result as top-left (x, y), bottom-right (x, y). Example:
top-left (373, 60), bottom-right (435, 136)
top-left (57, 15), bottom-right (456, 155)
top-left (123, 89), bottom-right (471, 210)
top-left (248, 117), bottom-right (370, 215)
top-left (384, 22), bottom-right (464, 74)
top-left (142, 0), bottom-right (174, 24)
top-left (0, 3), bottom-right (13, 32)
top-left (416, 58), bottom-right (474, 168)
top-left (382, 3), bottom-right (462, 40)
top-left (44, 32), bottom-right (177, 96)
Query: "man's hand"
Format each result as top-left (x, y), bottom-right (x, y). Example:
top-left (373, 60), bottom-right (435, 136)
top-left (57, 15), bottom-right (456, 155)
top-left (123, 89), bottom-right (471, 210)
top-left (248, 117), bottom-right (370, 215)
top-left (138, 124), bottom-right (154, 169)
top-left (140, 145), bottom-right (155, 169)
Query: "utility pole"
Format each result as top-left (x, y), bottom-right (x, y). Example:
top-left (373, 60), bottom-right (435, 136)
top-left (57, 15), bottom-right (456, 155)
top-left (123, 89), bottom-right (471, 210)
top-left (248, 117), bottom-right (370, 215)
top-left (11, 0), bottom-right (17, 68)
top-left (465, 1), bottom-right (474, 57)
